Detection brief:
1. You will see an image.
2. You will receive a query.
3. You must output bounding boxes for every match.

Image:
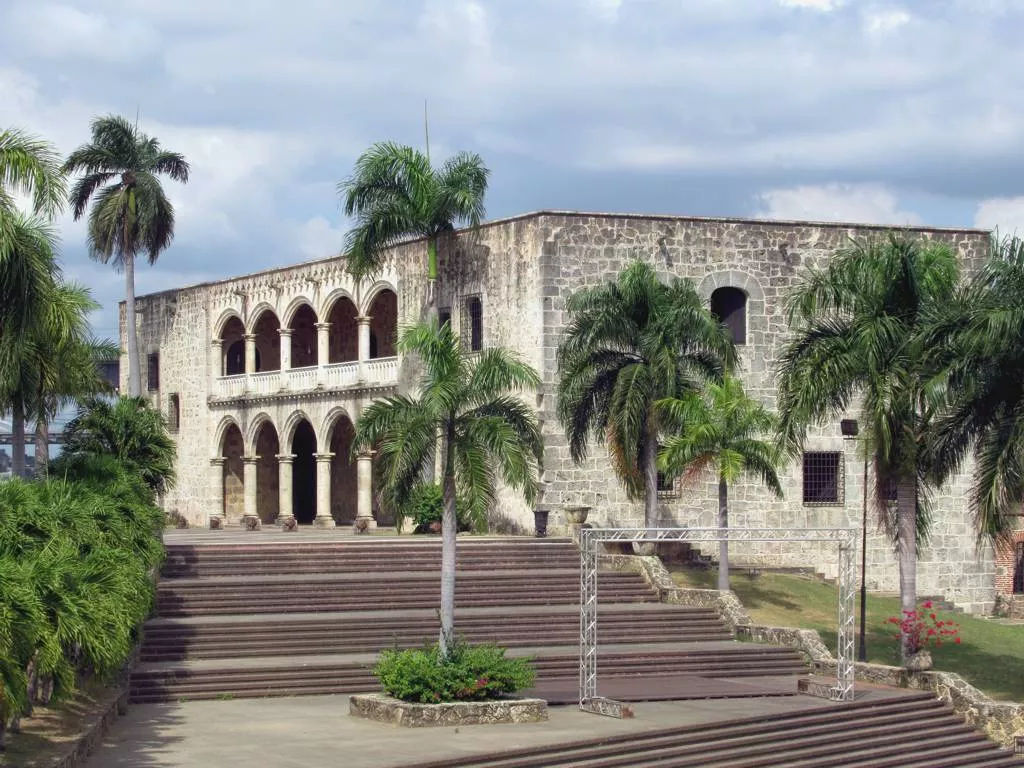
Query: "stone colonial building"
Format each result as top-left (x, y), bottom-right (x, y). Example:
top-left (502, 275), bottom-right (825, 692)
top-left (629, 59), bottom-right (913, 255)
top-left (130, 210), bottom-right (1021, 614)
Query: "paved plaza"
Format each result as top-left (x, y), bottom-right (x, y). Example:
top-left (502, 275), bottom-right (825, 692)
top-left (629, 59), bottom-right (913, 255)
top-left (83, 690), bottom-right (909, 768)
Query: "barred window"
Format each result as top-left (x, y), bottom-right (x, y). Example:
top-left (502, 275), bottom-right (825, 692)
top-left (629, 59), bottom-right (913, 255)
top-left (803, 451), bottom-right (843, 505)
top-left (147, 353), bottom-right (160, 391)
top-left (656, 470), bottom-right (679, 498)
top-left (463, 296), bottom-right (483, 352)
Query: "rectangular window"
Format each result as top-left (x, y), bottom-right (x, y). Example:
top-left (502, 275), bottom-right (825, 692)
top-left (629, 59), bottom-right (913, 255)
top-left (803, 451), bottom-right (843, 505)
top-left (882, 476), bottom-right (898, 503)
top-left (439, 307), bottom-right (452, 330)
top-left (168, 393), bottom-right (180, 433)
top-left (463, 296), bottom-right (483, 352)
top-left (656, 470), bottom-right (679, 498)
top-left (147, 353), bottom-right (160, 392)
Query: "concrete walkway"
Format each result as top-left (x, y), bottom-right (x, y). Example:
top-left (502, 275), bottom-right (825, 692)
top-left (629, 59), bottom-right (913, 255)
top-left (84, 689), bottom-right (908, 768)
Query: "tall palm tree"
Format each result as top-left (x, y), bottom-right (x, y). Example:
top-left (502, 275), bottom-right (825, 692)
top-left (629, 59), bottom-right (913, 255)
top-left (354, 321), bottom-right (542, 657)
top-left (338, 141), bottom-right (489, 312)
top-left (63, 115), bottom-right (190, 397)
top-left (928, 235), bottom-right (1024, 542)
top-left (0, 128), bottom-right (66, 221)
top-left (0, 213), bottom-right (61, 477)
top-left (776, 233), bottom-right (959, 661)
top-left (556, 261), bottom-right (736, 528)
top-left (657, 376), bottom-right (783, 591)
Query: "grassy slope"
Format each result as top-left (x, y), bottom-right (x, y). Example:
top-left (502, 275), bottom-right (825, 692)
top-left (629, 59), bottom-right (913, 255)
top-left (670, 567), bottom-right (1024, 702)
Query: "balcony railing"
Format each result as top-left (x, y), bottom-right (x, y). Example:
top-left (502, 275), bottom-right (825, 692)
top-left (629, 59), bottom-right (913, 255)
top-left (212, 357), bottom-right (399, 399)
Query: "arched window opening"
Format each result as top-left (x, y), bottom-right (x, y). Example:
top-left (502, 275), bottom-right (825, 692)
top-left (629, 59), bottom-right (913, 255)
top-left (290, 305), bottom-right (319, 368)
top-left (368, 289), bottom-right (397, 359)
top-left (710, 287), bottom-right (747, 346)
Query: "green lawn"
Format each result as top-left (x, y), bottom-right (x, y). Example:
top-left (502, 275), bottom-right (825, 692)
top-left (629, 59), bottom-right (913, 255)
top-left (669, 566), bottom-right (1024, 702)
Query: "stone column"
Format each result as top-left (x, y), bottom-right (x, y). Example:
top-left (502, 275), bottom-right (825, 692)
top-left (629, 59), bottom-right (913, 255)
top-left (277, 454), bottom-right (295, 522)
top-left (279, 329), bottom-right (293, 370)
top-left (210, 339), bottom-right (223, 378)
top-left (242, 455), bottom-right (259, 522)
top-left (356, 450), bottom-right (378, 530)
top-left (315, 322), bottom-right (331, 385)
top-left (313, 452), bottom-right (336, 527)
top-left (357, 315), bottom-right (372, 382)
top-left (244, 333), bottom-right (257, 374)
top-left (209, 458), bottom-right (225, 527)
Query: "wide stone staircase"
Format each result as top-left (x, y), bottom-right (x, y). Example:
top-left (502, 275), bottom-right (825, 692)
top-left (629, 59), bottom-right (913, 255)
top-left (131, 536), bottom-right (808, 704)
top-left (404, 692), bottom-right (1022, 767)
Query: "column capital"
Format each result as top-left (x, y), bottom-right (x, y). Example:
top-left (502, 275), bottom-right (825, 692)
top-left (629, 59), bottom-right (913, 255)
top-left (314, 322), bottom-right (331, 330)
top-left (210, 457), bottom-right (226, 467)
top-left (314, 452), bottom-right (335, 463)
top-left (275, 453), bottom-right (296, 463)
top-left (211, 338), bottom-right (223, 348)
top-left (244, 332), bottom-right (257, 342)
top-left (356, 449), bottom-right (377, 461)
top-left (243, 454), bottom-right (260, 464)
top-left (279, 328), bottom-right (293, 337)
top-left (357, 315), bottom-right (372, 326)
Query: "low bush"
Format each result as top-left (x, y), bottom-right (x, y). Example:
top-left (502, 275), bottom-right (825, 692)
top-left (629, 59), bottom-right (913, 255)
top-left (375, 641), bottom-right (535, 703)
top-left (401, 483), bottom-right (476, 534)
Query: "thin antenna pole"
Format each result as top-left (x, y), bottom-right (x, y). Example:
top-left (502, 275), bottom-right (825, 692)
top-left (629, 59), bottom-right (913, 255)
top-left (424, 99), bottom-right (430, 161)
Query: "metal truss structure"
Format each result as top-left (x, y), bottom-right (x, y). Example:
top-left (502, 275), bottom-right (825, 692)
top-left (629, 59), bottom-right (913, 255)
top-left (579, 527), bottom-right (858, 714)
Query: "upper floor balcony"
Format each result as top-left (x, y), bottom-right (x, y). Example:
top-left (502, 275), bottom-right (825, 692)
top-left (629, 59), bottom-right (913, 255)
top-left (208, 285), bottom-right (400, 402)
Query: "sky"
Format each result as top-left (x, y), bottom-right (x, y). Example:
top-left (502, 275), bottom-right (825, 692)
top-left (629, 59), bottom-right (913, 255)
top-left (2, 0), bottom-right (1024, 340)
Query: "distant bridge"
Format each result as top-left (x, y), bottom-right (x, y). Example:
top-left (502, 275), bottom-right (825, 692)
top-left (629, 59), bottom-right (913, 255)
top-left (0, 433), bottom-right (67, 446)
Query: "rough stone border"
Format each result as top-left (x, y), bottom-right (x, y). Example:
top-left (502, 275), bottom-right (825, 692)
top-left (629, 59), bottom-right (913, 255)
top-left (599, 551), bottom-right (1024, 749)
top-left (17, 683), bottom-right (129, 768)
top-left (349, 693), bottom-right (548, 727)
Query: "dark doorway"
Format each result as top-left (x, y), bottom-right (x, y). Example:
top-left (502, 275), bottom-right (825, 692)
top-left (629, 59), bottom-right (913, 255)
top-left (1014, 542), bottom-right (1023, 594)
top-left (710, 287), bottom-right (747, 345)
top-left (292, 420), bottom-right (317, 524)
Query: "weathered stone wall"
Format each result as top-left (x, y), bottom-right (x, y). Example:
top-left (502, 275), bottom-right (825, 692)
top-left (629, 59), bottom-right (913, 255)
top-left (530, 213), bottom-right (994, 612)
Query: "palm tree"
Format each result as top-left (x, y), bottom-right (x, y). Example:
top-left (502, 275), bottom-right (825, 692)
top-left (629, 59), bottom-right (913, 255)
top-left (63, 115), bottom-right (190, 397)
top-left (354, 321), bottom-right (542, 657)
top-left (928, 235), bottom-right (1024, 542)
top-left (0, 128), bottom-right (66, 221)
top-left (61, 395), bottom-right (177, 495)
top-left (556, 261), bottom-right (736, 528)
top-left (776, 233), bottom-right (959, 662)
top-left (0, 213), bottom-right (61, 477)
top-left (657, 376), bottom-right (783, 591)
top-left (338, 142), bottom-right (489, 312)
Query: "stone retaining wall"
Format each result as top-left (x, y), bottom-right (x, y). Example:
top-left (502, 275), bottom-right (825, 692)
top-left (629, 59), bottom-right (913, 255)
top-left (349, 693), bottom-right (548, 727)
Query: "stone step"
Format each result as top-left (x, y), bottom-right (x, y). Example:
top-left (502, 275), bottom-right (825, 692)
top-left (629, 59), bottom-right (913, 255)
top-left (398, 694), bottom-right (1020, 768)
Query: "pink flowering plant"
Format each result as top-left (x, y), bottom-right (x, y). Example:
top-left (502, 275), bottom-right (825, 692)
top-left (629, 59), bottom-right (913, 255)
top-left (887, 601), bottom-right (962, 654)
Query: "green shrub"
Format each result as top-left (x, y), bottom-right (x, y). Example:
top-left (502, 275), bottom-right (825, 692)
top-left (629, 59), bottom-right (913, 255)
top-left (402, 483), bottom-right (477, 534)
top-left (375, 641), bottom-right (535, 703)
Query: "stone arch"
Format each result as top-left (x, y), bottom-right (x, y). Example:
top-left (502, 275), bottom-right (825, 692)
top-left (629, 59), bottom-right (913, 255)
top-left (219, 421), bottom-right (245, 522)
top-left (245, 412), bottom-right (276, 455)
top-left (326, 292), bottom-right (359, 364)
top-left (281, 295), bottom-right (317, 327)
top-left (219, 316), bottom-right (247, 376)
top-left (253, 420), bottom-right (281, 524)
top-left (367, 287), bottom-right (398, 359)
top-left (698, 271), bottom-right (765, 348)
top-left (249, 307), bottom-right (281, 371)
top-left (324, 408), bottom-right (357, 524)
top-left (245, 302), bottom-right (278, 333)
top-left (360, 280), bottom-right (398, 315)
top-left (281, 409), bottom-right (316, 450)
top-left (286, 300), bottom-right (319, 368)
top-left (213, 415), bottom-right (243, 455)
top-left (214, 308), bottom-right (244, 338)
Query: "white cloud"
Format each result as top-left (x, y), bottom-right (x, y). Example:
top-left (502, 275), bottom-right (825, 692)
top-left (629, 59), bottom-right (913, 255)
top-left (863, 8), bottom-right (911, 35)
top-left (7, 4), bottom-right (160, 63)
top-left (753, 183), bottom-right (923, 225)
top-left (292, 216), bottom-right (345, 260)
top-left (777, 0), bottom-right (845, 10)
top-left (975, 197), bottom-right (1024, 237)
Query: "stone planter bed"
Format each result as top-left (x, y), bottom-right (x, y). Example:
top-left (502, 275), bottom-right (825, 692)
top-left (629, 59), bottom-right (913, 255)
top-left (349, 693), bottom-right (548, 728)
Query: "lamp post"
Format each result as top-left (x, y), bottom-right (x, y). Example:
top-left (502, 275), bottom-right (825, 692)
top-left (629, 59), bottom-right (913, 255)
top-left (841, 418), bottom-right (868, 663)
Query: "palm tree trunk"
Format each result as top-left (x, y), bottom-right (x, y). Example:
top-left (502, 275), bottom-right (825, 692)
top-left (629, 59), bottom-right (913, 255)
top-left (896, 474), bottom-right (918, 663)
top-left (11, 399), bottom-right (26, 478)
top-left (124, 251), bottom-right (141, 397)
top-left (425, 237), bottom-right (439, 321)
top-left (438, 419), bottom-right (458, 658)
top-left (642, 430), bottom-right (659, 528)
top-left (33, 415), bottom-right (48, 479)
top-left (718, 476), bottom-right (729, 592)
